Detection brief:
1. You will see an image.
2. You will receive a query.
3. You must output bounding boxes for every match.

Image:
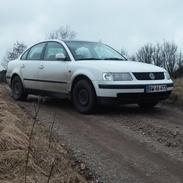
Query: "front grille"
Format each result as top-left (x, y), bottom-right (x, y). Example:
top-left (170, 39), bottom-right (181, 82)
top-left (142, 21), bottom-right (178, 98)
top-left (133, 72), bottom-right (165, 80)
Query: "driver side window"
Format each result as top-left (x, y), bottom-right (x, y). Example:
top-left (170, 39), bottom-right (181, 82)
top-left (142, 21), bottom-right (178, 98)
top-left (44, 42), bottom-right (69, 61)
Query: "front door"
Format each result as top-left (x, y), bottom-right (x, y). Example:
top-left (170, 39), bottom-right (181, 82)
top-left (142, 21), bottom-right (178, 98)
top-left (38, 41), bottom-right (70, 94)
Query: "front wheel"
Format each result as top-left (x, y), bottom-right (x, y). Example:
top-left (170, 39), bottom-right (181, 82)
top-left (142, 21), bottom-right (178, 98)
top-left (11, 76), bottom-right (28, 101)
top-left (138, 101), bottom-right (158, 109)
top-left (72, 79), bottom-right (96, 114)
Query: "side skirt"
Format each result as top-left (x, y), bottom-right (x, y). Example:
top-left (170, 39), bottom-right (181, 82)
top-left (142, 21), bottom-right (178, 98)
top-left (25, 88), bottom-right (69, 99)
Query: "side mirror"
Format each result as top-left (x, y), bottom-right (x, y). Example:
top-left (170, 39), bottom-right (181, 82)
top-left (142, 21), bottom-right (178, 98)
top-left (55, 53), bottom-right (66, 60)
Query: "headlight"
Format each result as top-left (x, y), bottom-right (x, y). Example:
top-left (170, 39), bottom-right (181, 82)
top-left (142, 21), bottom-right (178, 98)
top-left (165, 72), bottom-right (170, 80)
top-left (103, 72), bottom-right (133, 81)
top-left (103, 72), bottom-right (113, 81)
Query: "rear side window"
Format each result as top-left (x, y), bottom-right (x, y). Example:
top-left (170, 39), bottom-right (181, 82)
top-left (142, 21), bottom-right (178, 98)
top-left (21, 50), bottom-right (29, 60)
top-left (44, 42), bottom-right (69, 61)
top-left (27, 43), bottom-right (46, 60)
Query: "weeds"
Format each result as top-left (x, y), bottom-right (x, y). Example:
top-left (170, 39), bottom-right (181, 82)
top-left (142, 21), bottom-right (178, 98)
top-left (25, 97), bottom-right (58, 183)
top-left (48, 111), bottom-right (57, 150)
top-left (47, 158), bottom-right (56, 183)
top-left (25, 96), bottom-right (41, 183)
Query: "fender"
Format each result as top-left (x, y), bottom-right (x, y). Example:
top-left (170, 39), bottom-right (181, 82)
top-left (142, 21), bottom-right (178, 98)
top-left (69, 69), bottom-right (99, 93)
top-left (10, 67), bottom-right (25, 88)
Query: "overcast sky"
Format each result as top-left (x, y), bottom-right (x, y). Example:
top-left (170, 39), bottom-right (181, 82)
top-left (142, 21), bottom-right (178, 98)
top-left (0, 0), bottom-right (183, 59)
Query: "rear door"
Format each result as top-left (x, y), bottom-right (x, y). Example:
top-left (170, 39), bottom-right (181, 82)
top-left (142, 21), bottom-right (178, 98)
top-left (20, 42), bottom-right (46, 90)
top-left (38, 41), bottom-right (70, 94)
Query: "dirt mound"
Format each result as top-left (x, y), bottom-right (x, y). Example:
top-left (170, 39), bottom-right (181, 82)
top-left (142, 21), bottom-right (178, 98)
top-left (0, 99), bottom-right (28, 181)
top-left (0, 112), bottom-right (28, 151)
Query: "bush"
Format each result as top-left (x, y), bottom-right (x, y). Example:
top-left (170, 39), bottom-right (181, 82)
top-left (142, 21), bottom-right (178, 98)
top-left (168, 78), bottom-right (183, 107)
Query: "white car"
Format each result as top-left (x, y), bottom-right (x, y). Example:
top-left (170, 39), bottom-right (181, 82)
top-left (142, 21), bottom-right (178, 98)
top-left (6, 40), bottom-right (173, 113)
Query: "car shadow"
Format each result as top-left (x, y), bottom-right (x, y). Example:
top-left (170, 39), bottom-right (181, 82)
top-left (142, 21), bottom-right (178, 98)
top-left (24, 95), bottom-right (165, 116)
top-left (97, 104), bottom-right (164, 115)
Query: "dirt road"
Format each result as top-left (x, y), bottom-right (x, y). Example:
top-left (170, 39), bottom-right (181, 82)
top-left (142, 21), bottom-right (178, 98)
top-left (18, 96), bottom-right (183, 183)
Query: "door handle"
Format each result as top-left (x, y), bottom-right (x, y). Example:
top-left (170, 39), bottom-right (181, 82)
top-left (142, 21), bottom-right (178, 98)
top-left (39, 65), bottom-right (44, 69)
top-left (21, 64), bottom-right (25, 68)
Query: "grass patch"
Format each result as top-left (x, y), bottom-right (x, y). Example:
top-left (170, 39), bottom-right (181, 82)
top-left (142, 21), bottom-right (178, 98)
top-left (167, 78), bottom-right (183, 107)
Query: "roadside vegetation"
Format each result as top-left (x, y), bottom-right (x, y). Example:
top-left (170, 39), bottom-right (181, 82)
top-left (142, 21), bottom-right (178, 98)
top-left (167, 78), bottom-right (183, 107)
top-left (0, 85), bottom-right (90, 183)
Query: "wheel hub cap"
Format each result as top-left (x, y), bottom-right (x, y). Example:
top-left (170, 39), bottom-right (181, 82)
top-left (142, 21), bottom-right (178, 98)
top-left (78, 89), bottom-right (89, 106)
top-left (14, 83), bottom-right (21, 95)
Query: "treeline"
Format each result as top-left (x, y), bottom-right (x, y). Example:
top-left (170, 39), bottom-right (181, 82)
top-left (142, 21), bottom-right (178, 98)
top-left (129, 41), bottom-right (183, 78)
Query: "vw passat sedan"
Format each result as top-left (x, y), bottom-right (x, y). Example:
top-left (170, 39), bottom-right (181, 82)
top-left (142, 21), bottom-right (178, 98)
top-left (6, 40), bottom-right (173, 113)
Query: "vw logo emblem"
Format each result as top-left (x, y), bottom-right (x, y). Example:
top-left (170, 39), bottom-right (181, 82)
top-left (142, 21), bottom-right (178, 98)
top-left (149, 73), bottom-right (155, 80)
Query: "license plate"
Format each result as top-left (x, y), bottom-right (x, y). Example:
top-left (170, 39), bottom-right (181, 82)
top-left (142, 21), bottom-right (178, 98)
top-left (146, 85), bottom-right (167, 93)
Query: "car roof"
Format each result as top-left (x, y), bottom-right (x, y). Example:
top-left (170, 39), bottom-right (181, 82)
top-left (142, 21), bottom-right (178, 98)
top-left (63, 40), bottom-right (98, 43)
top-left (44, 39), bottom-right (100, 44)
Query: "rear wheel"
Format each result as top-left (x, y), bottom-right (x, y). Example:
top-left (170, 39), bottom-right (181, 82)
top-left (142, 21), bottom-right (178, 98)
top-left (138, 101), bottom-right (158, 108)
top-left (11, 76), bottom-right (27, 100)
top-left (72, 79), bottom-right (96, 114)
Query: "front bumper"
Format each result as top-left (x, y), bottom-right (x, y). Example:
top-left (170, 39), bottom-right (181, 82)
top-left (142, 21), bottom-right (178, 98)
top-left (97, 91), bottom-right (172, 105)
top-left (95, 82), bottom-right (173, 105)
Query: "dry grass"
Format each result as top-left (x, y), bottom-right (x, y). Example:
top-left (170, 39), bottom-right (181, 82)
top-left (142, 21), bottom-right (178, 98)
top-left (0, 86), bottom-right (89, 183)
top-left (167, 78), bottom-right (183, 107)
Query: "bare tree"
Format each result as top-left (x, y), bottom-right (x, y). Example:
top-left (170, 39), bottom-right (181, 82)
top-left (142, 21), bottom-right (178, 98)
top-left (177, 52), bottom-right (183, 69)
top-left (151, 43), bottom-right (162, 67)
top-left (136, 44), bottom-right (154, 64)
top-left (2, 41), bottom-right (27, 69)
top-left (134, 41), bottom-right (181, 76)
top-left (174, 52), bottom-right (183, 78)
top-left (120, 48), bottom-right (128, 57)
top-left (47, 25), bottom-right (77, 40)
top-left (128, 54), bottom-right (136, 61)
top-left (161, 41), bottom-right (177, 75)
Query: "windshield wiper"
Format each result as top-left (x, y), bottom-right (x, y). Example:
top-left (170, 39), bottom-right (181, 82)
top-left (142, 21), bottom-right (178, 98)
top-left (103, 58), bottom-right (124, 60)
top-left (77, 58), bottom-right (124, 61)
top-left (77, 58), bottom-right (103, 60)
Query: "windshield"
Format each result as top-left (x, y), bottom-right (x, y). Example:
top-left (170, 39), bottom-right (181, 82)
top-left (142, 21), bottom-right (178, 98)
top-left (65, 41), bottom-right (126, 61)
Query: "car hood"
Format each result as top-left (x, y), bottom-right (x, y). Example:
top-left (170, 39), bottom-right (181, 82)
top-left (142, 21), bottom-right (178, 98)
top-left (75, 60), bottom-right (165, 72)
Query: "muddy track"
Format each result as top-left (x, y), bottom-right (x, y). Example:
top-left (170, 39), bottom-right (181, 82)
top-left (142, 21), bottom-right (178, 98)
top-left (18, 96), bottom-right (183, 183)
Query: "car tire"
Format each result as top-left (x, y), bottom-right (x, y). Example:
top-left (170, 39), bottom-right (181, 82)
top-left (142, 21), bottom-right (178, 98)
top-left (72, 79), bottom-right (96, 114)
top-left (11, 76), bottom-right (28, 101)
top-left (138, 101), bottom-right (158, 109)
